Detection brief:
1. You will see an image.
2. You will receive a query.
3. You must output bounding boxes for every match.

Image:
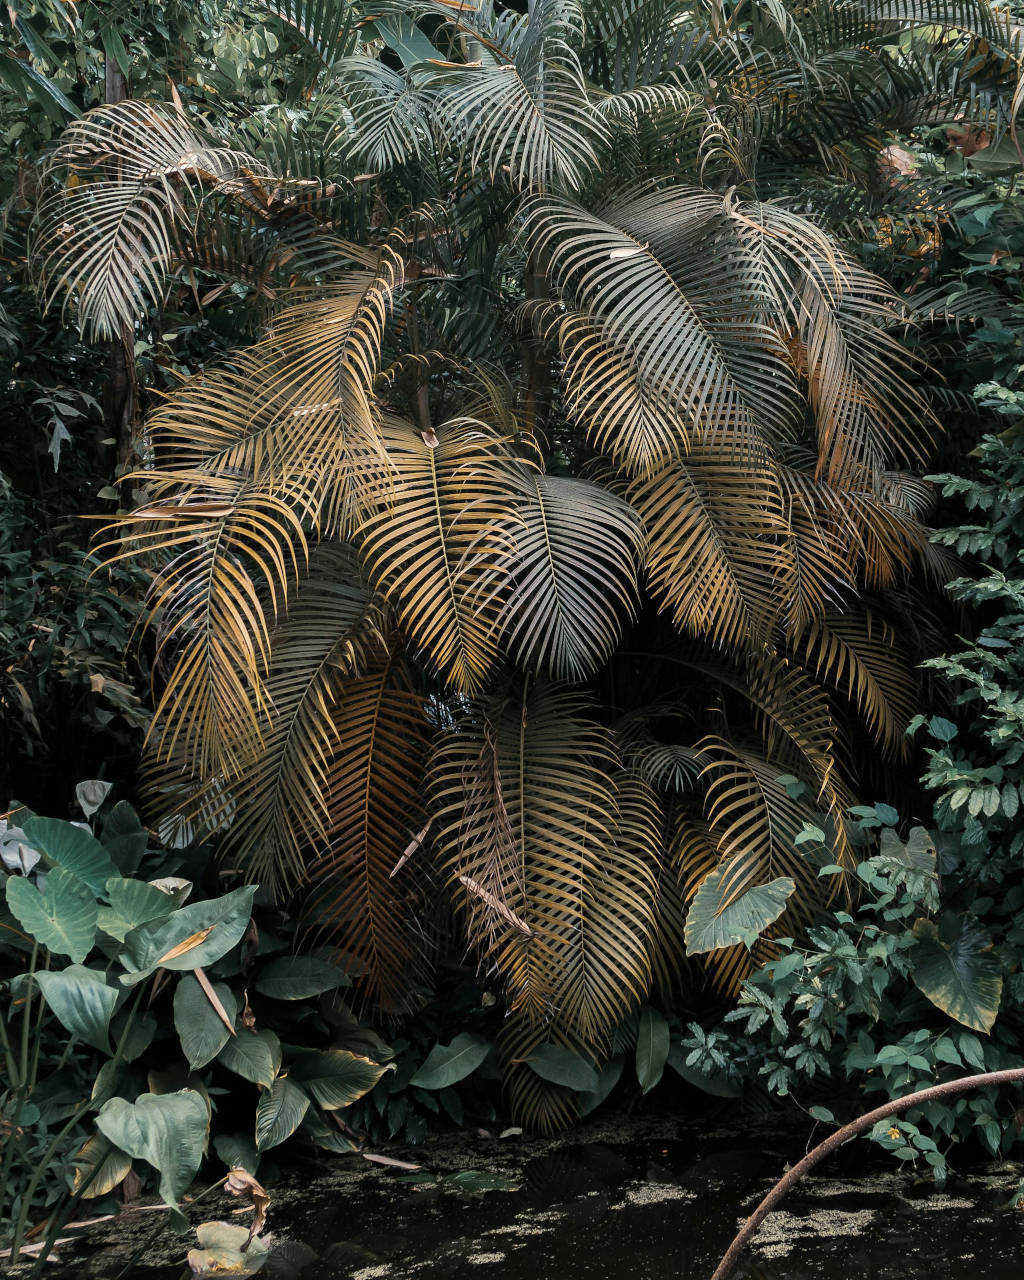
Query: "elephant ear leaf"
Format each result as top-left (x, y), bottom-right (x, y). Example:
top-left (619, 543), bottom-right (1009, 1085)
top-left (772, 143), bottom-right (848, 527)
top-left (96, 1090), bottom-right (209, 1208)
top-left (22, 816), bottom-right (116, 895)
top-left (34, 965), bottom-right (119, 1053)
top-left (912, 916), bottom-right (1003, 1034)
top-left (684, 862), bottom-right (794, 955)
top-left (6, 868), bottom-right (97, 962)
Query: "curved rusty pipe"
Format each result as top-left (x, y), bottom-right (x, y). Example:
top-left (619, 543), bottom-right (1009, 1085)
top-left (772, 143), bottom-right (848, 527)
top-left (710, 1066), bottom-right (1024, 1280)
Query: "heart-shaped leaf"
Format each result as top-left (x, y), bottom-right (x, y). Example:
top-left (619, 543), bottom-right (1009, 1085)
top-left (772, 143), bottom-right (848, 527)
top-left (912, 915), bottom-right (1003, 1034)
top-left (34, 964), bottom-right (119, 1052)
top-left (524, 1044), bottom-right (599, 1092)
top-left (6, 868), bottom-right (97, 962)
top-left (100, 802), bottom-right (149, 874)
top-left (99, 877), bottom-right (177, 943)
top-left (684, 863), bottom-right (794, 955)
top-left (96, 1090), bottom-right (209, 1207)
top-left (23, 816), bottom-right (116, 896)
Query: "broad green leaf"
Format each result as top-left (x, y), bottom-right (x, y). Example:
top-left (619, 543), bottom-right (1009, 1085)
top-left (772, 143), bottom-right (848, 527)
top-left (524, 1044), bottom-right (599, 1092)
top-left (96, 1090), bottom-right (209, 1207)
top-left (217, 1028), bottom-right (281, 1088)
top-left (213, 1132), bottom-right (259, 1175)
top-left (635, 1007), bottom-right (670, 1094)
top-left (303, 1111), bottom-right (360, 1154)
top-left (73, 1134), bottom-right (133, 1199)
top-left (98, 877), bottom-right (177, 943)
top-left (410, 1034), bottom-right (491, 1090)
top-left (23, 816), bottom-right (116, 895)
top-left (684, 864), bottom-right (795, 955)
top-left (290, 1050), bottom-right (390, 1110)
top-left (174, 975), bottom-right (238, 1070)
top-left (101, 801), bottom-right (149, 874)
top-left (912, 916), bottom-right (1003, 1033)
top-left (255, 1077), bottom-right (308, 1150)
top-left (34, 964), bottom-right (119, 1053)
top-left (579, 1058), bottom-right (624, 1117)
top-left (254, 955), bottom-right (350, 1000)
top-left (6, 868), bottom-right (97, 962)
top-left (120, 885), bottom-right (256, 985)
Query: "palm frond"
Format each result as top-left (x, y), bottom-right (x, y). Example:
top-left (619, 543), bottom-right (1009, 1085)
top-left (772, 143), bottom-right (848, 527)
top-left (500, 473), bottom-right (642, 680)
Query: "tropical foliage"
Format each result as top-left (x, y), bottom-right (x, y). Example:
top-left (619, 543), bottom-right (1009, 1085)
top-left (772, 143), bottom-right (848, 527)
top-left (0, 0), bottom-right (1018, 1141)
top-left (16, 0), bottom-right (1024, 1132)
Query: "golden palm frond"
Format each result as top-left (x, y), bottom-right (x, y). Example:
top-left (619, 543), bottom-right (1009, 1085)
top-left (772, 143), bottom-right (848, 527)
top-left (305, 659), bottom-right (431, 1011)
top-left (198, 545), bottom-right (387, 896)
top-left (353, 415), bottom-right (522, 693)
top-left (791, 609), bottom-right (917, 759)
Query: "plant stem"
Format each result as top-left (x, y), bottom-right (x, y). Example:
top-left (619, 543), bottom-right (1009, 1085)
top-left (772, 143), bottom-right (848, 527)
top-left (709, 1065), bottom-right (1024, 1280)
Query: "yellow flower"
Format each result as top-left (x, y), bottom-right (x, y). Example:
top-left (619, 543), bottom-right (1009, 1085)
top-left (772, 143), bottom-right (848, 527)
top-left (887, 1126), bottom-right (901, 1141)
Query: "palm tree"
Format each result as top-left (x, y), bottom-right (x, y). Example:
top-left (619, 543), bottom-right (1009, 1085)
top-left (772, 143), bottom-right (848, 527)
top-left (31, 0), bottom-right (1022, 1127)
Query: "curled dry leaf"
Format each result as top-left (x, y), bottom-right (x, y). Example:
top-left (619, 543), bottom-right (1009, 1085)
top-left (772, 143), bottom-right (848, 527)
top-left (226, 1167), bottom-right (270, 1242)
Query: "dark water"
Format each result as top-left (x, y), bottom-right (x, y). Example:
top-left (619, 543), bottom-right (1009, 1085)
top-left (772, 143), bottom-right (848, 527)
top-left (42, 1116), bottom-right (1024, 1278)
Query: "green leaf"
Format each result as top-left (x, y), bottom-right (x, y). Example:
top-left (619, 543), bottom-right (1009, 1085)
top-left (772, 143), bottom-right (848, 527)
top-left (217, 1029), bottom-right (281, 1088)
top-left (101, 802), bottom-right (148, 875)
top-left (912, 916), bottom-right (1003, 1034)
top-left (410, 1034), bottom-right (492, 1090)
top-left (635, 1007), bottom-right (670, 1094)
top-left (6, 868), bottom-right (97, 962)
top-left (174, 975), bottom-right (238, 1071)
top-left (254, 955), bottom-right (350, 1000)
top-left (255, 1077), bottom-right (309, 1150)
top-left (213, 1132), bottom-right (260, 1174)
top-left (120, 885), bottom-right (256, 985)
top-left (666, 1045), bottom-right (740, 1098)
top-left (579, 1058), bottom-right (624, 1117)
top-left (23, 817), bottom-right (116, 895)
top-left (96, 1090), bottom-right (209, 1208)
top-left (524, 1044), bottom-right (599, 1092)
top-left (809, 1105), bottom-right (835, 1123)
top-left (290, 1050), bottom-right (391, 1109)
top-left (684, 864), bottom-right (795, 955)
top-left (34, 965), bottom-right (119, 1053)
top-left (98, 877), bottom-right (177, 943)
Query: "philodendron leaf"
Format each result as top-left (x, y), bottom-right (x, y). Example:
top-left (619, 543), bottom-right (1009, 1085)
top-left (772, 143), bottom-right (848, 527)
top-left (524, 1044), bottom-right (599, 1092)
top-left (96, 1090), bottom-right (209, 1208)
top-left (255, 1077), bottom-right (309, 1150)
top-left (120, 885), bottom-right (256, 985)
top-left (684, 863), bottom-right (795, 955)
top-left (98, 877), bottom-right (177, 943)
top-left (254, 955), bottom-right (350, 1000)
top-left (635, 1007), bottom-right (670, 1094)
top-left (410, 1034), bottom-right (491, 1090)
top-left (22, 816), bottom-right (116, 895)
top-left (6, 868), bottom-right (97, 962)
top-left (73, 1134), bottom-right (133, 1198)
top-left (174, 974), bottom-right (239, 1070)
top-left (290, 1050), bottom-right (391, 1110)
top-left (912, 915), bottom-right (1003, 1034)
top-left (217, 1029), bottom-right (281, 1089)
top-left (34, 964), bottom-right (119, 1053)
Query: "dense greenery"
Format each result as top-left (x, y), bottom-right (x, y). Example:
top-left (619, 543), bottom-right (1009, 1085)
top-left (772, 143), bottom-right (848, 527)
top-left (3, 0), bottom-right (1024, 1264)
